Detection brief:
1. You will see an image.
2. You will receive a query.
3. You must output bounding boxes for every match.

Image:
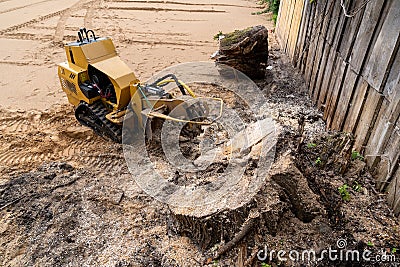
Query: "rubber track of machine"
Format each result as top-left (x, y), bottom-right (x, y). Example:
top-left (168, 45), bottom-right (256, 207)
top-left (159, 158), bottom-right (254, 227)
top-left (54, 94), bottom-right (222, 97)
top-left (84, 101), bottom-right (122, 143)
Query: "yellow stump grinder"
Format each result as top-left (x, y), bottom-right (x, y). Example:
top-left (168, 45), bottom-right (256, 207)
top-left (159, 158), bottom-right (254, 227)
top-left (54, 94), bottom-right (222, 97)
top-left (58, 28), bottom-right (222, 143)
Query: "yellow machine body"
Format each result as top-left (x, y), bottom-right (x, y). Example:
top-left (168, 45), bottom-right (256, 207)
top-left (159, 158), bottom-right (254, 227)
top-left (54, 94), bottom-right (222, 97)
top-left (58, 36), bottom-right (139, 111)
top-left (57, 28), bottom-right (223, 142)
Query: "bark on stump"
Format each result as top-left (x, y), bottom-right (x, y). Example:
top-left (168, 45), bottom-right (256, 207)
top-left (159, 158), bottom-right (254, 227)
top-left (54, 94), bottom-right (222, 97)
top-left (168, 200), bottom-right (257, 250)
top-left (166, 180), bottom-right (286, 253)
top-left (213, 25), bottom-right (269, 80)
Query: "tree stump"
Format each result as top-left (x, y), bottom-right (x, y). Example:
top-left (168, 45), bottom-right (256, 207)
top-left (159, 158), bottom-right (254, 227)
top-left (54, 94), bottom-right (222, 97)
top-left (167, 178), bottom-right (286, 256)
top-left (168, 199), bottom-right (257, 250)
top-left (213, 25), bottom-right (269, 80)
top-left (165, 119), bottom-right (281, 256)
top-left (166, 155), bottom-right (326, 263)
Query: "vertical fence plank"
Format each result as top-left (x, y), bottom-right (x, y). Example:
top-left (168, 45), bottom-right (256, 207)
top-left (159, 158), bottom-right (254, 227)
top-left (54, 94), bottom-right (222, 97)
top-left (282, 0), bottom-right (296, 54)
top-left (349, 0), bottom-right (386, 74)
top-left (366, 82), bottom-right (400, 188)
top-left (311, 1), bottom-right (336, 104)
top-left (320, 0), bottom-right (349, 115)
top-left (353, 87), bottom-right (384, 151)
top-left (305, 0), bottom-right (329, 88)
top-left (315, 42), bottom-right (332, 108)
top-left (342, 79), bottom-right (369, 133)
top-left (383, 44), bottom-right (400, 101)
top-left (304, 0), bottom-right (328, 93)
top-left (309, 0), bottom-right (333, 98)
top-left (316, 0), bottom-right (342, 108)
top-left (337, 0), bottom-right (366, 61)
top-left (325, 0), bottom-right (367, 129)
top-left (387, 166), bottom-right (400, 215)
top-left (363, 0), bottom-right (400, 91)
top-left (377, 125), bottom-right (400, 191)
top-left (324, 54), bottom-right (347, 126)
top-left (366, 86), bottom-right (400, 154)
top-left (287, 0), bottom-right (305, 60)
top-left (276, 0), bottom-right (289, 48)
top-left (333, 0), bottom-right (387, 132)
top-left (317, 43), bottom-right (337, 110)
top-left (293, 0), bottom-right (309, 67)
top-left (300, 2), bottom-right (316, 74)
top-left (309, 35), bottom-right (326, 101)
top-left (325, 0), bottom-right (342, 45)
top-left (331, 68), bottom-right (358, 130)
top-left (319, 52), bottom-right (340, 114)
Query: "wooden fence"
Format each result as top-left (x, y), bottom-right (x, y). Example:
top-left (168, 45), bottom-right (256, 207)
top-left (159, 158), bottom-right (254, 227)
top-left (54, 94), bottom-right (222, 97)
top-left (276, 0), bottom-right (400, 215)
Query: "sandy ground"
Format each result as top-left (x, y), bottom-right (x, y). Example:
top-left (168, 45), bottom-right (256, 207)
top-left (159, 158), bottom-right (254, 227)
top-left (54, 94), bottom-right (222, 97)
top-left (0, 0), bottom-right (271, 110)
top-left (1, 1), bottom-right (399, 267)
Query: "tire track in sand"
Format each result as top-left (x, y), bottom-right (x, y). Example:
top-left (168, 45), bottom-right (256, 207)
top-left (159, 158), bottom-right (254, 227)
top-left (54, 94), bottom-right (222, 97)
top-left (0, 106), bottom-right (125, 175)
top-left (54, 0), bottom-right (102, 43)
top-left (0, 9), bottom-right (68, 35)
top-left (54, 0), bottom-right (93, 43)
top-left (1, 32), bottom-right (54, 41)
top-left (84, 0), bottom-right (103, 29)
top-left (0, 0), bottom-right (55, 15)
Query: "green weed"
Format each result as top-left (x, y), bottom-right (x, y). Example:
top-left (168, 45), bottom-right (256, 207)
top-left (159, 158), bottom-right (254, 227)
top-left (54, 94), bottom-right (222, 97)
top-left (351, 151), bottom-right (364, 161)
top-left (353, 181), bottom-right (362, 192)
top-left (256, 0), bottom-right (280, 24)
top-left (307, 143), bottom-right (317, 148)
top-left (338, 184), bottom-right (350, 201)
top-left (213, 31), bottom-right (224, 40)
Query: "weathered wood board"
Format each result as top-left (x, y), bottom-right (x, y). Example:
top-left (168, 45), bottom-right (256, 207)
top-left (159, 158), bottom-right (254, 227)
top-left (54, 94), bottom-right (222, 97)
top-left (342, 79), bottom-right (369, 133)
top-left (311, 1), bottom-right (335, 104)
top-left (293, 0), bottom-right (309, 67)
top-left (387, 166), bottom-right (400, 216)
top-left (378, 125), bottom-right (400, 192)
top-left (276, 0), bottom-right (289, 47)
top-left (315, 0), bottom-right (342, 108)
top-left (363, 0), bottom-right (400, 91)
top-left (310, 36), bottom-right (326, 102)
top-left (331, 67), bottom-right (358, 130)
top-left (383, 45), bottom-right (400, 101)
top-left (287, 0), bottom-right (305, 60)
top-left (323, 53), bottom-right (345, 125)
top-left (300, 2), bottom-right (316, 74)
top-left (325, 0), bottom-right (342, 46)
top-left (337, 0), bottom-right (366, 61)
top-left (282, 0), bottom-right (296, 53)
top-left (366, 82), bottom-right (400, 169)
top-left (306, 0), bottom-right (330, 91)
top-left (349, 0), bottom-right (386, 74)
top-left (353, 87), bottom-right (384, 151)
top-left (316, 43), bottom-right (333, 109)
